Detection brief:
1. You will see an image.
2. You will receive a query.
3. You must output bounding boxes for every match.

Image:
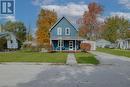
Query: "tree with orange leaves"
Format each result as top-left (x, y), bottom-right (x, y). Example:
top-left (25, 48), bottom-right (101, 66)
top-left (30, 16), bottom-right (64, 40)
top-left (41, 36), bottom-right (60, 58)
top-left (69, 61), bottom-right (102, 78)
top-left (36, 9), bottom-right (57, 49)
top-left (78, 2), bottom-right (103, 40)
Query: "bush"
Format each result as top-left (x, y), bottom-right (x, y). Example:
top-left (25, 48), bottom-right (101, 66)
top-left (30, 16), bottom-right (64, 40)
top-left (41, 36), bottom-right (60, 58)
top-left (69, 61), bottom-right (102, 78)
top-left (41, 44), bottom-right (54, 53)
top-left (0, 38), bottom-right (7, 51)
top-left (21, 43), bottom-right (40, 52)
top-left (80, 43), bottom-right (91, 52)
top-left (22, 43), bottom-right (53, 53)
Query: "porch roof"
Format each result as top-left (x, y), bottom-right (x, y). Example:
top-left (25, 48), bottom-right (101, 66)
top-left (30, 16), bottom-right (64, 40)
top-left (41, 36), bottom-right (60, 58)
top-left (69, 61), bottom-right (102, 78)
top-left (116, 38), bottom-right (130, 42)
top-left (51, 36), bottom-right (86, 40)
top-left (125, 38), bottom-right (130, 41)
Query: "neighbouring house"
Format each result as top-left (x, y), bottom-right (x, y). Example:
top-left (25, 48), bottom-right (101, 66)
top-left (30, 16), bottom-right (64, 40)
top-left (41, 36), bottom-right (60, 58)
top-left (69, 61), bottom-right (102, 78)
top-left (96, 39), bottom-right (111, 48)
top-left (49, 16), bottom-right (96, 51)
top-left (0, 25), bottom-right (18, 49)
top-left (116, 38), bottom-right (130, 50)
top-left (0, 32), bottom-right (18, 49)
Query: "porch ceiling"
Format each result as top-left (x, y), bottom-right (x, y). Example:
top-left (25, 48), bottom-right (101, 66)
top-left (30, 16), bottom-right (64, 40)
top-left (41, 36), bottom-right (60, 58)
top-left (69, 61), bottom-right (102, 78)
top-left (51, 36), bottom-right (86, 40)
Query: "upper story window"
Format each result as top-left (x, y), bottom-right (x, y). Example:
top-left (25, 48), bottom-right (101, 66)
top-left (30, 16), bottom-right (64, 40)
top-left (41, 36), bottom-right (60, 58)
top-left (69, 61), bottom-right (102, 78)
top-left (65, 28), bottom-right (70, 35)
top-left (57, 27), bottom-right (62, 35)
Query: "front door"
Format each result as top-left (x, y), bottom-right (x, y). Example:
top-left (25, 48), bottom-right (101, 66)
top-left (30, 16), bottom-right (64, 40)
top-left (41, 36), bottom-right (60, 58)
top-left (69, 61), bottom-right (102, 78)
top-left (69, 41), bottom-right (73, 50)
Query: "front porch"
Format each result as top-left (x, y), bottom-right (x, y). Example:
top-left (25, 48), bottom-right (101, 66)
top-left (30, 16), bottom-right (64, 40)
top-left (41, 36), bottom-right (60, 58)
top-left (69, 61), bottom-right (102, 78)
top-left (51, 40), bottom-right (81, 51)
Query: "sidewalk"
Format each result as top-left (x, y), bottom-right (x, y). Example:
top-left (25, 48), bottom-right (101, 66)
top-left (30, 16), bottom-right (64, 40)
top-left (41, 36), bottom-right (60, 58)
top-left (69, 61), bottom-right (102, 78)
top-left (66, 53), bottom-right (77, 65)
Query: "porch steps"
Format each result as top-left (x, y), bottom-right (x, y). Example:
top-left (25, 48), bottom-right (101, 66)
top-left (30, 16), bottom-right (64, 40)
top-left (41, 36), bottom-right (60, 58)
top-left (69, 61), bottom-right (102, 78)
top-left (66, 53), bottom-right (77, 65)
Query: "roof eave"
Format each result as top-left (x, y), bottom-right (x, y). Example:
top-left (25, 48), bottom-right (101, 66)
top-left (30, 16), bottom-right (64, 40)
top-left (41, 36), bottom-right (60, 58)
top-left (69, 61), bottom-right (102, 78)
top-left (49, 16), bottom-right (78, 32)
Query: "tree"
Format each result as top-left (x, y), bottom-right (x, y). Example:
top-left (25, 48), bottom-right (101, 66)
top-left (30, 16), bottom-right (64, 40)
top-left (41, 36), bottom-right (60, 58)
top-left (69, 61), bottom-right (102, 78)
top-left (102, 16), bottom-right (130, 42)
top-left (3, 21), bottom-right (15, 32)
top-left (3, 21), bottom-right (27, 42)
top-left (78, 2), bottom-right (103, 40)
top-left (79, 25), bottom-right (89, 38)
top-left (15, 22), bottom-right (26, 42)
top-left (36, 9), bottom-right (57, 49)
top-left (126, 30), bottom-right (130, 38)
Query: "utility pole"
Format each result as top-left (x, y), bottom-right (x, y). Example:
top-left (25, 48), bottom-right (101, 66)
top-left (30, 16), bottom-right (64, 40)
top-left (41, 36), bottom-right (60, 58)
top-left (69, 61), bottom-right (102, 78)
top-left (27, 24), bottom-right (31, 41)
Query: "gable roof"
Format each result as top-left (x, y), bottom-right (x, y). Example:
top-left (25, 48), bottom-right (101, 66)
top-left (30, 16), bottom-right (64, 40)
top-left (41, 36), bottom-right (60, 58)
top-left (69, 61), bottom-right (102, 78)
top-left (49, 16), bottom-right (78, 32)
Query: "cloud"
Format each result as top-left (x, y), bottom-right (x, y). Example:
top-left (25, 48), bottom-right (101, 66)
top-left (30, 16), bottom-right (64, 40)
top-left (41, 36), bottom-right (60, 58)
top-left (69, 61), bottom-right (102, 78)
top-left (110, 12), bottom-right (130, 19)
top-left (32, 0), bottom-right (86, 5)
top-left (119, 0), bottom-right (130, 9)
top-left (41, 3), bottom-right (88, 17)
top-left (32, 0), bottom-right (55, 5)
top-left (0, 15), bottom-right (16, 21)
top-left (32, 0), bottom-right (88, 25)
top-left (41, 3), bottom-right (105, 25)
top-left (41, 3), bottom-right (88, 25)
top-left (97, 17), bottom-right (105, 22)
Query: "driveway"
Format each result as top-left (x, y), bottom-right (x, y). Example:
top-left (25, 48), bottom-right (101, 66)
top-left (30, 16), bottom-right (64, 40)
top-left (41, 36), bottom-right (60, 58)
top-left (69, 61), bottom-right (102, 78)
top-left (0, 52), bottom-right (130, 87)
top-left (90, 51), bottom-right (130, 65)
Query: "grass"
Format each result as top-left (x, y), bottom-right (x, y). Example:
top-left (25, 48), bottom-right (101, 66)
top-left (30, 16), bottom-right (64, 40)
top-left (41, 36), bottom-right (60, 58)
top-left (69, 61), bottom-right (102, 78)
top-left (75, 53), bottom-right (99, 65)
top-left (0, 52), bottom-right (67, 63)
top-left (97, 48), bottom-right (130, 58)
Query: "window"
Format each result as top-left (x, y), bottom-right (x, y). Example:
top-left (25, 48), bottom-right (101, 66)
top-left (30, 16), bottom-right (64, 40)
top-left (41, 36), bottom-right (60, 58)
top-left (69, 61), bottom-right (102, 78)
top-left (10, 40), bottom-right (13, 43)
top-left (57, 27), bottom-right (62, 35)
top-left (65, 28), bottom-right (70, 35)
top-left (58, 40), bottom-right (64, 47)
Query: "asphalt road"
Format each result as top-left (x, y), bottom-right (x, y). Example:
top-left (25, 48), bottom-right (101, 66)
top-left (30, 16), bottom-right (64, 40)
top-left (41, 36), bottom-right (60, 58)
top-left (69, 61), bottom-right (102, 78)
top-left (0, 52), bottom-right (130, 87)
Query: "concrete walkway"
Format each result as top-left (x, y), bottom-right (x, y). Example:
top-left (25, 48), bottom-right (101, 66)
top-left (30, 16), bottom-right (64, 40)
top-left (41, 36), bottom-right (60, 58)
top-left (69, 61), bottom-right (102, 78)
top-left (66, 53), bottom-right (77, 65)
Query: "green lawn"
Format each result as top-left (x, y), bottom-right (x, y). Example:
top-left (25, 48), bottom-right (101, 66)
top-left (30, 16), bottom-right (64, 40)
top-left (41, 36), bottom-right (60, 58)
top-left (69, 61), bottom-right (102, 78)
top-left (97, 48), bottom-right (130, 58)
top-left (0, 52), bottom-right (67, 63)
top-left (75, 53), bottom-right (99, 65)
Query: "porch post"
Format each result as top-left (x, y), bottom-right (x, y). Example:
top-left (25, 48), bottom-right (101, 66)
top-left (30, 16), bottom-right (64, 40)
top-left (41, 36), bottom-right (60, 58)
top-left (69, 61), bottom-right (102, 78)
top-left (60, 39), bottom-right (62, 52)
top-left (75, 40), bottom-right (76, 52)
